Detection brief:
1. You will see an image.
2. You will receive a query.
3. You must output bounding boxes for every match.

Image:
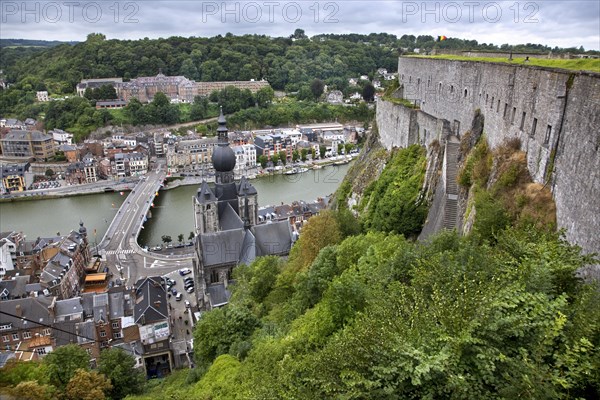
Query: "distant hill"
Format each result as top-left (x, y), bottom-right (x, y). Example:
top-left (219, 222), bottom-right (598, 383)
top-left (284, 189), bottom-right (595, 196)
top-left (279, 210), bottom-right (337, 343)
top-left (0, 39), bottom-right (78, 48)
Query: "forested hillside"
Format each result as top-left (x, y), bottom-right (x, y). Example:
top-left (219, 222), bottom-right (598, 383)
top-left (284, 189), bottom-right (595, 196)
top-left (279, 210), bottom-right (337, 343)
top-left (122, 144), bottom-right (599, 400)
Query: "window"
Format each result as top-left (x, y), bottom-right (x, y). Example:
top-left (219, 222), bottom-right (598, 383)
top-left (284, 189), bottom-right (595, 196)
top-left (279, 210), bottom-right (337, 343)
top-left (531, 118), bottom-right (538, 137)
top-left (464, 88), bottom-right (468, 98)
top-left (2, 335), bottom-right (8, 342)
top-left (486, 94), bottom-right (489, 104)
top-left (113, 332), bottom-right (122, 339)
top-left (520, 112), bottom-right (527, 130)
top-left (491, 97), bottom-right (494, 109)
top-left (43, 328), bottom-right (51, 336)
top-left (545, 125), bottom-right (552, 144)
top-left (511, 107), bottom-right (517, 124)
top-left (503, 103), bottom-right (508, 118)
top-left (35, 348), bottom-right (47, 355)
top-left (86, 348), bottom-right (93, 355)
top-left (211, 269), bottom-right (219, 284)
top-left (100, 330), bottom-right (106, 338)
top-left (23, 331), bottom-right (31, 339)
top-left (12, 333), bottom-right (19, 340)
top-left (112, 322), bottom-right (119, 329)
top-left (497, 100), bottom-right (500, 112)
top-left (450, 85), bottom-right (454, 94)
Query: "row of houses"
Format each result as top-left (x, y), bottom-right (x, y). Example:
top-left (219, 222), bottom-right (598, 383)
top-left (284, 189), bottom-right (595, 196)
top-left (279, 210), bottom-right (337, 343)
top-left (0, 224), bottom-right (181, 375)
top-left (0, 276), bottom-right (180, 376)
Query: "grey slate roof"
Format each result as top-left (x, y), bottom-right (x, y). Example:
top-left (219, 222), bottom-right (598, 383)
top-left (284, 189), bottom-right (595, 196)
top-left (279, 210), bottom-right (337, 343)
top-left (81, 292), bottom-right (95, 319)
top-left (0, 297), bottom-right (53, 331)
top-left (4, 130), bottom-right (52, 142)
top-left (55, 297), bottom-right (83, 319)
top-left (220, 203), bottom-right (244, 231)
top-left (93, 293), bottom-right (109, 324)
top-left (76, 320), bottom-right (97, 345)
top-left (200, 229), bottom-right (246, 267)
top-left (237, 176), bottom-right (257, 196)
top-left (207, 284), bottom-right (231, 308)
top-left (239, 230), bottom-right (256, 266)
top-left (252, 220), bottom-right (294, 256)
top-left (196, 180), bottom-right (217, 204)
top-left (0, 276), bottom-right (29, 300)
top-left (108, 290), bottom-right (125, 319)
top-left (133, 277), bottom-right (168, 325)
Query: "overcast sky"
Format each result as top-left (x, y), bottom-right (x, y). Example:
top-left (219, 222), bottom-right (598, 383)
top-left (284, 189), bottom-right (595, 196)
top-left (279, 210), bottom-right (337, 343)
top-left (1, 1), bottom-right (599, 50)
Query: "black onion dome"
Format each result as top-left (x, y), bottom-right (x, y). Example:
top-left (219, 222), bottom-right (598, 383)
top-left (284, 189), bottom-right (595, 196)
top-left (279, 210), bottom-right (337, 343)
top-left (212, 145), bottom-right (236, 172)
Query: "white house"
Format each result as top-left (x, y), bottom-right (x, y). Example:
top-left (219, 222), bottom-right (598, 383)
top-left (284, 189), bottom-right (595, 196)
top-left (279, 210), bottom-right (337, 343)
top-left (50, 129), bottom-right (74, 146)
top-left (232, 144), bottom-right (257, 172)
top-left (281, 129), bottom-right (302, 147)
top-left (360, 75), bottom-right (369, 81)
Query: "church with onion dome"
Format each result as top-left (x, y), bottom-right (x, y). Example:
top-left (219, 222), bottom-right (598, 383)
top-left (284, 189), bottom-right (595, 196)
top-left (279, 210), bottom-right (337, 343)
top-left (193, 108), bottom-right (293, 309)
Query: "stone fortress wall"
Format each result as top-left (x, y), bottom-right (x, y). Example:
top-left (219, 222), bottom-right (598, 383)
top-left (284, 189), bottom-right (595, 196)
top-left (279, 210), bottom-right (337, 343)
top-left (376, 57), bottom-right (600, 255)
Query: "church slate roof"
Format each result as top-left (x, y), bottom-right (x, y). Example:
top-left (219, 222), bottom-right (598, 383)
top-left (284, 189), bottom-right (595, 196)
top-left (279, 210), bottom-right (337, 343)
top-left (252, 220), bottom-right (294, 256)
top-left (196, 180), bottom-right (217, 204)
top-left (220, 203), bottom-right (244, 231)
top-left (237, 176), bottom-right (257, 196)
top-left (239, 230), bottom-right (256, 266)
top-left (200, 229), bottom-right (246, 267)
top-left (207, 284), bottom-right (231, 308)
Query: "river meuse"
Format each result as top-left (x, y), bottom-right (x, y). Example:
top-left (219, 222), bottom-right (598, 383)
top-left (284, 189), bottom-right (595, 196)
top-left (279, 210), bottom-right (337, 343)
top-left (0, 163), bottom-right (351, 247)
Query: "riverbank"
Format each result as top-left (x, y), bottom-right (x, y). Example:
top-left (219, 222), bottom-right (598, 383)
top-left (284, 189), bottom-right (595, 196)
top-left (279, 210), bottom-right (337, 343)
top-left (0, 156), bottom-right (356, 202)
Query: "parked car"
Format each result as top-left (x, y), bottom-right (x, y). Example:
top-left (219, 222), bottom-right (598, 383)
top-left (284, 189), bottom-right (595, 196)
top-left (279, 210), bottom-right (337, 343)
top-left (171, 288), bottom-right (177, 295)
top-left (179, 268), bottom-right (192, 276)
top-left (185, 300), bottom-right (190, 308)
top-left (186, 286), bottom-right (195, 293)
top-left (175, 293), bottom-right (183, 301)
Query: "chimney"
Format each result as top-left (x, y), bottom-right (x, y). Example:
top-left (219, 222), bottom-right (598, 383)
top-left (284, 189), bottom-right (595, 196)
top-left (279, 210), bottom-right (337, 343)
top-left (15, 304), bottom-right (22, 317)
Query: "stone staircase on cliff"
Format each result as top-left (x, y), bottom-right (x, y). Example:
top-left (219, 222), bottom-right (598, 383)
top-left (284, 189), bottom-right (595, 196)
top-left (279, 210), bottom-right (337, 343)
top-left (443, 140), bottom-right (460, 230)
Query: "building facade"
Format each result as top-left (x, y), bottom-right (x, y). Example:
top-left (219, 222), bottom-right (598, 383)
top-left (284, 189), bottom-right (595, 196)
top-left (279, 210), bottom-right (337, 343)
top-left (0, 131), bottom-right (55, 160)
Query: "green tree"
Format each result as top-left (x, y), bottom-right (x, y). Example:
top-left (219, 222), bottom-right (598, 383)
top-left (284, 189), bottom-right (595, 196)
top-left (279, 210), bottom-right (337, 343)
top-left (178, 233), bottom-right (184, 244)
top-left (45, 168), bottom-right (54, 177)
top-left (279, 150), bottom-right (287, 165)
top-left (189, 231), bottom-right (195, 241)
top-left (193, 305), bottom-right (260, 368)
top-left (311, 147), bottom-right (316, 160)
top-left (319, 145), bottom-right (327, 159)
top-left (362, 83), bottom-right (375, 102)
top-left (271, 152), bottom-right (280, 166)
top-left (97, 348), bottom-right (145, 399)
top-left (310, 79), bottom-right (325, 101)
top-left (258, 155), bottom-right (268, 169)
top-left (301, 148), bottom-right (308, 161)
top-left (190, 96), bottom-right (209, 120)
top-left (255, 86), bottom-right (275, 108)
top-left (65, 369), bottom-right (112, 400)
top-left (161, 235), bottom-right (172, 244)
top-left (292, 150), bottom-right (300, 162)
top-left (43, 344), bottom-right (90, 390)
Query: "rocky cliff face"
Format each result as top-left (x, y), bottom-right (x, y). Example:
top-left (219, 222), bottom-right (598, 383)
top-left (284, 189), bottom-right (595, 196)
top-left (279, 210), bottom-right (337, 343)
top-left (375, 57), bottom-right (600, 257)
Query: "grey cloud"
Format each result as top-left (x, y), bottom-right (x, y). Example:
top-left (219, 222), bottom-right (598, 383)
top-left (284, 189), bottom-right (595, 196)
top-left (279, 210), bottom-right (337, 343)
top-left (1, 1), bottom-right (598, 49)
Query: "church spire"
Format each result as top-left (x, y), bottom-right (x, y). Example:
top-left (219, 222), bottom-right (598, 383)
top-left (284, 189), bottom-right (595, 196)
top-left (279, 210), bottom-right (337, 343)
top-left (211, 106), bottom-right (236, 183)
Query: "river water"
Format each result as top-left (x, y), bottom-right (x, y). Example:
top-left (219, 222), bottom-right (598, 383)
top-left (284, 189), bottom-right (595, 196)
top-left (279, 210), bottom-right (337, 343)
top-left (0, 163), bottom-right (351, 246)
